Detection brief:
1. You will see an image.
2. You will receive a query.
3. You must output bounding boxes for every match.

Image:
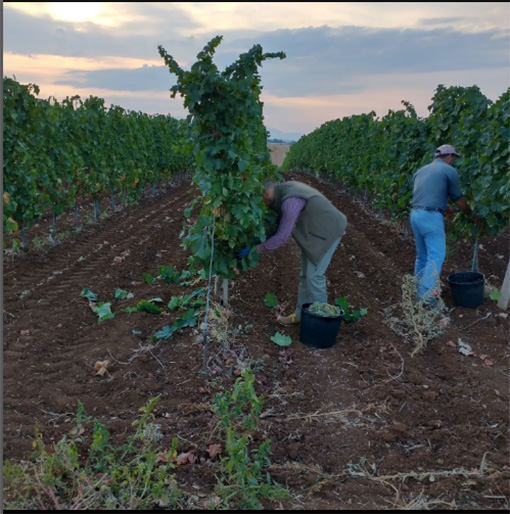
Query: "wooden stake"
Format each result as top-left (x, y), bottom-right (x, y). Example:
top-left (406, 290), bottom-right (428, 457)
top-left (222, 278), bottom-right (229, 306)
top-left (497, 259), bottom-right (510, 310)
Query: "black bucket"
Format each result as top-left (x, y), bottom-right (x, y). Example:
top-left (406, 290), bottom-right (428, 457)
top-left (300, 303), bottom-right (344, 349)
top-left (447, 271), bottom-right (485, 308)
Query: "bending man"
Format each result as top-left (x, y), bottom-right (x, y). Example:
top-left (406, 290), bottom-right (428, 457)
top-left (237, 180), bottom-right (347, 325)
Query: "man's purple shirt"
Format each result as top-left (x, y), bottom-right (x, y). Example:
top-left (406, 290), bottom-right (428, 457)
top-left (259, 197), bottom-right (306, 253)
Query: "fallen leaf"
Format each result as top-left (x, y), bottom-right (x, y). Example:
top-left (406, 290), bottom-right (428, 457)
top-left (479, 354), bottom-right (488, 360)
top-left (446, 340), bottom-right (456, 348)
top-left (176, 452), bottom-right (195, 465)
top-left (20, 330), bottom-right (30, 336)
top-left (207, 444), bottom-right (223, 459)
top-left (199, 387), bottom-right (210, 394)
top-left (484, 359), bottom-right (494, 366)
top-left (69, 426), bottom-right (85, 438)
top-left (94, 360), bottom-right (110, 376)
top-left (278, 348), bottom-right (294, 365)
top-left (457, 338), bottom-right (474, 356)
top-left (155, 451), bottom-right (169, 464)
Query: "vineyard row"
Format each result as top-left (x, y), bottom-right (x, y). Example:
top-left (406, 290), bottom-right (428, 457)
top-left (3, 77), bottom-right (193, 239)
top-left (282, 85), bottom-right (510, 239)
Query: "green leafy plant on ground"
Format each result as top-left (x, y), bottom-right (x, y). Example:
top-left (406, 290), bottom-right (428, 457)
top-left (92, 301), bottom-right (115, 323)
top-left (264, 293), bottom-right (279, 308)
top-left (3, 397), bottom-right (183, 510)
top-left (271, 332), bottom-right (292, 346)
top-left (152, 309), bottom-right (200, 341)
top-left (334, 297), bottom-right (368, 323)
top-left (114, 289), bottom-right (134, 300)
top-left (212, 368), bottom-right (290, 509)
top-left (80, 288), bottom-right (115, 323)
top-left (124, 298), bottom-right (165, 315)
top-left (168, 288), bottom-right (207, 310)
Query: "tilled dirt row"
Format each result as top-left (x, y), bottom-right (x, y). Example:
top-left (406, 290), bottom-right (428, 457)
top-left (3, 171), bottom-right (509, 510)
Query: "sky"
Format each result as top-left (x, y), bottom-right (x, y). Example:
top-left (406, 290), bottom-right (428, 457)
top-left (3, 2), bottom-right (510, 140)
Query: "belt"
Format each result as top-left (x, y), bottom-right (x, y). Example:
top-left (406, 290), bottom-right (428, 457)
top-left (413, 206), bottom-right (445, 214)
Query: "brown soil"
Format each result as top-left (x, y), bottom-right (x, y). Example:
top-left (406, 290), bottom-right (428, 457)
top-left (3, 171), bottom-right (509, 510)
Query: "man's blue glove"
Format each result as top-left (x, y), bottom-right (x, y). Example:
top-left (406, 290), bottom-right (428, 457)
top-left (236, 247), bottom-right (251, 259)
top-left (236, 239), bottom-right (262, 260)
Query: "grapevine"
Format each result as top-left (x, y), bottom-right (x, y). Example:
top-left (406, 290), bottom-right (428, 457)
top-left (3, 77), bottom-right (193, 246)
top-left (158, 36), bottom-right (286, 281)
top-left (282, 85), bottom-right (510, 239)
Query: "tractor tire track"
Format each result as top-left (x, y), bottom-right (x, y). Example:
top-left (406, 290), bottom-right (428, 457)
top-left (3, 181), bottom-right (194, 456)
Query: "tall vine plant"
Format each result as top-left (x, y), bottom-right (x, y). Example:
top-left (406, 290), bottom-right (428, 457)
top-left (158, 37), bottom-right (285, 293)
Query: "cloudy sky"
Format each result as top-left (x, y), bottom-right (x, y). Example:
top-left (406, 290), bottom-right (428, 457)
top-left (3, 2), bottom-right (510, 139)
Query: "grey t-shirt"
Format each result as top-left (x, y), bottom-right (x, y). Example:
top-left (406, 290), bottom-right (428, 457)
top-left (412, 158), bottom-right (463, 211)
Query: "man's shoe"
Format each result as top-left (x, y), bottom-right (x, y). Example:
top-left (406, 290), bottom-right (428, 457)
top-left (278, 313), bottom-right (300, 326)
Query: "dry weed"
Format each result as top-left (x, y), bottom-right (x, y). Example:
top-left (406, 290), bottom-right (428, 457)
top-left (384, 273), bottom-right (450, 356)
top-left (385, 487), bottom-right (457, 510)
top-left (208, 300), bottom-right (235, 351)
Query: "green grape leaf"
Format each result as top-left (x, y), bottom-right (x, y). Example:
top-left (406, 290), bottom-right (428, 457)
top-left (81, 288), bottom-right (98, 302)
top-left (93, 302), bottom-right (114, 323)
top-left (264, 293), bottom-right (279, 308)
top-left (271, 332), bottom-right (292, 347)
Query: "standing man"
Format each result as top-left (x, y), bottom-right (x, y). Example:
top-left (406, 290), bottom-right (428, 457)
top-left (411, 144), bottom-right (481, 305)
top-left (237, 180), bottom-right (347, 325)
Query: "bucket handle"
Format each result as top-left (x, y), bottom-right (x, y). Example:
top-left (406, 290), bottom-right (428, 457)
top-left (471, 237), bottom-right (479, 272)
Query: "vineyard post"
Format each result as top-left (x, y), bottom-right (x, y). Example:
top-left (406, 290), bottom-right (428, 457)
top-left (51, 213), bottom-right (58, 244)
top-left (222, 278), bottom-right (229, 306)
top-left (497, 260), bottom-right (510, 310)
top-left (20, 227), bottom-right (28, 251)
top-left (74, 203), bottom-right (80, 228)
top-left (213, 275), bottom-right (229, 305)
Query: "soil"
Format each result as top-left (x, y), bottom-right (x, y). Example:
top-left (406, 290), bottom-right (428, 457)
top-left (3, 171), bottom-right (509, 510)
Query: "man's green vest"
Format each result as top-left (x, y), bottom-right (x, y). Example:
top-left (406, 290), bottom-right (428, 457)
top-left (271, 181), bottom-right (347, 264)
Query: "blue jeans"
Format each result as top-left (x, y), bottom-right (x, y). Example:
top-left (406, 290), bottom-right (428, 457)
top-left (410, 209), bottom-right (446, 302)
top-left (295, 237), bottom-right (342, 317)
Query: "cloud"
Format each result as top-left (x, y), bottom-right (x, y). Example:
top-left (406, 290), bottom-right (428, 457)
top-left (24, 22), bottom-right (508, 101)
top-left (4, 3), bottom-right (509, 135)
top-left (55, 64), bottom-right (173, 92)
top-left (234, 25), bottom-right (510, 97)
top-left (3, 4), bottom-right (200, 60)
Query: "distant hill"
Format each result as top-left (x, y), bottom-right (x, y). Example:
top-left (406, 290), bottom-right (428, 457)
top-left (267, 138), bottom-right (294, 144)
top-left (266, 127), bottom-right (303, 143)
